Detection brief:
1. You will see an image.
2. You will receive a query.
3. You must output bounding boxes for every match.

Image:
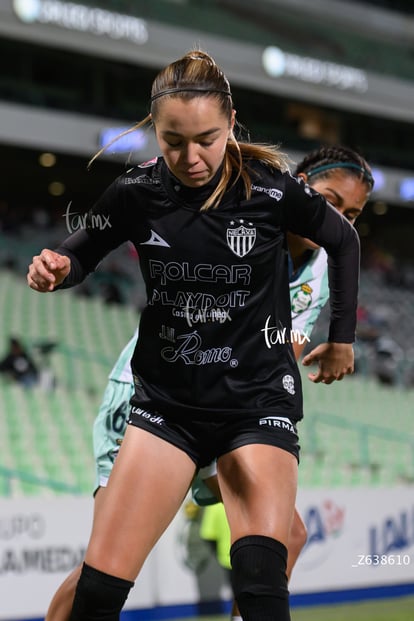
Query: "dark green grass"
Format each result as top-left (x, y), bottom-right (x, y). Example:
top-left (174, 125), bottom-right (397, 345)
top-left (175, 596), bottom-right (414, 621)
top-left (291, 595), bottom-right (414, 621)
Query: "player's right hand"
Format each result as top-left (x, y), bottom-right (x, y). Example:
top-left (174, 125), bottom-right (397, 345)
top-left (27, 249), bottom-right (71, 292)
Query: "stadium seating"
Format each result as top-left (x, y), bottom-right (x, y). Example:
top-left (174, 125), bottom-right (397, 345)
top-left (299, 373), bottom-right (414, 487)
top-left (0, 267), bottom-right (413, 497)
top-left (86, 0), bottom-right (414, 83)
top-left (0, 268), bottom-right (137, 496)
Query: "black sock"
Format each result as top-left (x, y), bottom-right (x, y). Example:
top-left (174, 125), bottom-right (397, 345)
top-left (230, 535), bottom-right (290, 621)
top-left (69, 562), bottom-right (134, 621)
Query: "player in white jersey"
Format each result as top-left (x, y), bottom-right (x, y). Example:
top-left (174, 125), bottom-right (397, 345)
top-left (289, 248), bottom-right (328, 346)
top-left (93, 332), bottom-right (137, 491)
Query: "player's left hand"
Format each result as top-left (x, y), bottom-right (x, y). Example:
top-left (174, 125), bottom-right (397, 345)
top-left (302, 342), bottom-right (354, 384)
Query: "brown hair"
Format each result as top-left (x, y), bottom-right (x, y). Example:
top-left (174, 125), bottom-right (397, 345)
top-left (91, 50), bottom-right (290, 210)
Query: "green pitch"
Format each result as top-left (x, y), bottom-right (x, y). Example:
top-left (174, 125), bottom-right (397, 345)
top-left (291, 595), bottom-right (414, 621)
top-left (178, 596), bottom-right (414, 621)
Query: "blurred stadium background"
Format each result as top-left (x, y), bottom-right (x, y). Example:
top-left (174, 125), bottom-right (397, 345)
top-left (0, 0), bottom-right (413, 620)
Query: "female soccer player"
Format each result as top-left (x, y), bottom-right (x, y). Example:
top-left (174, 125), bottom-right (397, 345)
top-left (28, 50), bottom-right (361, 621)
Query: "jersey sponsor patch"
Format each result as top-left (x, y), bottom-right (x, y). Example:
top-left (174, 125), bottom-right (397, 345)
top-left (251, 184), bottom-right (283, 201)
top-left (159, 327), bottom-right (238, 367)
top-left (124, 175), bottom-right (159, 185)
top-left (259, 416), bottom-right (296, 432)
top-left (282, 374), bottom-right (295, 395)
top-left (227, 220), bottom-right (256, 257)
top-left (138, 157), bottom-right (158, 168)
top-left (129, 407), bottom-right (165, 425)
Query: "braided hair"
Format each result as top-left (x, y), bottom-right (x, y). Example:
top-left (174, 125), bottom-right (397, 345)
top-left (295, 145), bottom-right (374, 190)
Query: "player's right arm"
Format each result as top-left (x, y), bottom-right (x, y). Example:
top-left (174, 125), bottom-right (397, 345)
top-left (27, 178), bottom-right (129, 293)
top-left (27, 249), bottom-right (71, 292)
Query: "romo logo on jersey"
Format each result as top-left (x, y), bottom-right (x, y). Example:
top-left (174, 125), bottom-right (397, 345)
top-left (227, 220), bottom-right (256, 257)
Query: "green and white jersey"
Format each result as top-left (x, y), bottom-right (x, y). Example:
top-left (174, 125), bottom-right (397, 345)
top-left (93, 329), bottom-right (138, 491)
top-left (290, 248), bottom-right (329, 344)
top-left (108, 329), bottom-right (138, 384)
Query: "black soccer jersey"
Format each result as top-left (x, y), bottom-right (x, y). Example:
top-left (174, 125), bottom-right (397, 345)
top-left (56, 157), bottom-right (359, 422)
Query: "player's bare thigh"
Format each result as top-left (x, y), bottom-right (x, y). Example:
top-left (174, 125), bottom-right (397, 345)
top-left (84, 424), bottom-right (196, 580)
top-left (217, 444), bottom-right (298, 547)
